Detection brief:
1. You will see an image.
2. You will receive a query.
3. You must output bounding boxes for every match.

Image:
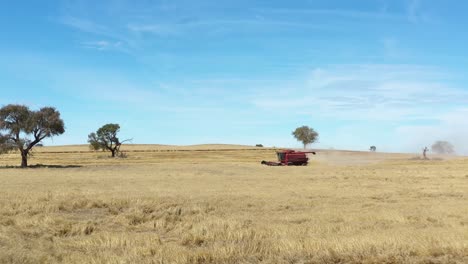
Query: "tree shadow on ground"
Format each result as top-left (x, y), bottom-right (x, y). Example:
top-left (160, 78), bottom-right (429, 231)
top-left (0, 164), bottom-right (82, 169)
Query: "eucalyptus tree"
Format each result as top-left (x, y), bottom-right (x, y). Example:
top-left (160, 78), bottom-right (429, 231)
top-left (88, 123), bottom-right (131, 157)
top-left (292, 126), bottom-right (319, 149)
top-left (0, 104), bottom-right (65, 167)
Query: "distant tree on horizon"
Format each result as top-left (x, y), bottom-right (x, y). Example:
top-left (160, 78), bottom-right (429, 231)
top-left (0, 104), bottom-right (65, 167)
top-left (423, 146), bottom-right (429, 159)
top-left (431, 140), bottom-right (455, 154)
top-left (292, 126), bottom-right (318, 149)
top-left (88, 123), bottom-right (131, 157)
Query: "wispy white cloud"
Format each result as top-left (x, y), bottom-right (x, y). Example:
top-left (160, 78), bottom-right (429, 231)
top-left (255, 7), bottom-right (404, 21)
top-left (59, 16), bottom-right (136, 52)
top-left (60, 5), bottom-right (337, 52)
top-left (126, 18), bottom-right (333, 38)
top-left (60, 16), bottom-right (111, 36)
top-left (127, 24), bottom-right (179, 36)
top-left (252, 64), bottom-right (468, 121)
top-left (81, 40), bottom-right (122, 51)
top-left (257, 2), bottom-right (435, 26)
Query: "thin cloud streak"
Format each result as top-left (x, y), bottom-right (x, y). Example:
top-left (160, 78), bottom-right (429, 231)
top-left (126, 18), bottom-right (335, 37)
top-left (60, 16), bottom-right (111, 36)
top-left (255, 7), bottom-right (404, 21)
top-left (59, 16), bottom-right (138, 53)
top-left (81, 40), bottom-right (123, 51)
top-left (252, 64), bottom-right (468, 121)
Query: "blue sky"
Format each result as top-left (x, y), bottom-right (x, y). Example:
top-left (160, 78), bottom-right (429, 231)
top-left (1, 0), bottom-right (468, 153)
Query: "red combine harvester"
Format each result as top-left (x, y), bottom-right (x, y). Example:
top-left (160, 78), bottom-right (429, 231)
top-left (261, 150), bottom-right (316, 166)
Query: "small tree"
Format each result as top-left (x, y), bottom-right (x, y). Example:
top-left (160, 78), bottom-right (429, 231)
top-left (431, 140), bottom-right (455, 154)
top-left (88, 123), bottom-right (130, 157)
top-left (0, 104), bottom-right (65, 167)
top-left (292, 126), bottom-right (318, 149)
top-left (369, 146), bottom-right (376, 152)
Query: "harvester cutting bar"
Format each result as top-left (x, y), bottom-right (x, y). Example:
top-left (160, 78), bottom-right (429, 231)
top-left (260, 161), bottom-right (283, 166)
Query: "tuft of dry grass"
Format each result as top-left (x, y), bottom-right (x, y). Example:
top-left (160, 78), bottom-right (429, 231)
top-left (0, 146), bottom-right (467, 263)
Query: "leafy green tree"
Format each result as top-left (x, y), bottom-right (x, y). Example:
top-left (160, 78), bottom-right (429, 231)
top-left (88, 124), bottom-right (130, 157)
top-left (292, 126), bottom-right (319, 149)
top-left (0, 104), bottom-right (65, 167)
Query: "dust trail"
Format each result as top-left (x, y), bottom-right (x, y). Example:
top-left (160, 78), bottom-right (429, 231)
top-left (310, 149), bottom-right (410, 166)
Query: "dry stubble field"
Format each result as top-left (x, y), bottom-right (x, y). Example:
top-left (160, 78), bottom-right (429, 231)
top-left (0, 145), bottom-right (467, 263)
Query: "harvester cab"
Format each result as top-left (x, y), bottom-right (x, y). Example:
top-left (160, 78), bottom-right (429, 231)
top-left (261, 149), bottom-right (316, 166)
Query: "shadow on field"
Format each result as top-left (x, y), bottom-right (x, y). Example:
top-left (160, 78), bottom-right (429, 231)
top-left (0, 164), bottom-right (82, 169)
top-left (408, 156), bottom-right (444, 161)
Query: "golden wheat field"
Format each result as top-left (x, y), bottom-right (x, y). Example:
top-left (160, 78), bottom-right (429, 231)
top-left (0, 145), bottom-right (467, 264)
